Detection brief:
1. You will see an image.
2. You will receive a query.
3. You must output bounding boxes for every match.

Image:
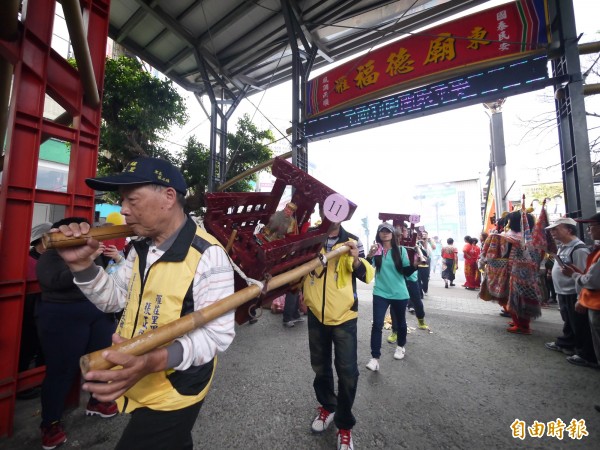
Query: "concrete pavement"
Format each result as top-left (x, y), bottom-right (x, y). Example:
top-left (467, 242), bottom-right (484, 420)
top-left (2, 272), bottom-right (598, 449)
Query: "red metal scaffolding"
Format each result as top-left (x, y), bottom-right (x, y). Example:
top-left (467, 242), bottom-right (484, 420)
top-left (0, 0), bottom-right (110, 437)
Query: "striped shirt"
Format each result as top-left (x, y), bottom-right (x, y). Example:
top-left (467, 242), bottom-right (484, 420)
top-left (74, 241), bottom-right (235, 371)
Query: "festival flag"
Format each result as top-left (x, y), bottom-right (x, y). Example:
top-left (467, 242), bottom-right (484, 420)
top-left (532, 199), bottom-right (557, 254)
top-left (483, 176), bottom-right (496, 233)
top-left (520, 195), bottom-right (532, 245)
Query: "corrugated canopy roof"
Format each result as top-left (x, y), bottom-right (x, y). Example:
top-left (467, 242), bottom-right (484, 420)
top-left (109, 0), bottom-right (489, 100)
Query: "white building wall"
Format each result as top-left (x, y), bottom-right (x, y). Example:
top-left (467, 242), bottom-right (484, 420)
top-left (413, 179), bottom-right (483, 244)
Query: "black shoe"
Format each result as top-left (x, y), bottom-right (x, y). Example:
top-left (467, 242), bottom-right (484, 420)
top-left (566, 355), bottom-right (598, 368)
top-left (595, 405), bottom-right (600, 413)
top-left (499, 310), bottom-right (511, 318)
top-left (450, 283), bottom-right (455, 286)
top-left (545, 342), bottom-right (564, 353)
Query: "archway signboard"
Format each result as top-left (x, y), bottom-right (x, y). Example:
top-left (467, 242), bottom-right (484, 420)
top-left (303, 54), bottom-right (549, 140)
top-left (305, 0), bottom-right (550, 119)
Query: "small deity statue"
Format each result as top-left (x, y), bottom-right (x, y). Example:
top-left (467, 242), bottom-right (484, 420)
top-left (255, 202), bottom-right (299, 245)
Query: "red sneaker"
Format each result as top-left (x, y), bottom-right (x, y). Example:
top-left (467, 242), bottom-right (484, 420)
top-left (41, 421), bottom-right (67, 450)
top-left (86, 399), bottom-right (118, 418)
top-left (506, 325), bottom-right (532, 335)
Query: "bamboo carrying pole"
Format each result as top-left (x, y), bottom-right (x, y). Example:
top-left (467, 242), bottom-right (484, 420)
top-left (216, 151), bottom-right (292, 192)
top-left (80, 244), bottom-right (351, 374)
top-left (43, 225), bottom-right (135, 249)
top-left (225, 229), bottom-right (238, 253)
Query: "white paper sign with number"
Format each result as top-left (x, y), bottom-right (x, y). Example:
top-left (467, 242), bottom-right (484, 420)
top-left (323, 193), bottom-right (350, 223)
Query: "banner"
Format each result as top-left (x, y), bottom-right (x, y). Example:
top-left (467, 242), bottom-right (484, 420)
top-left (483, 176), bottom-right (497, 233)
top-left (306, 0), bottom-right (549, 117)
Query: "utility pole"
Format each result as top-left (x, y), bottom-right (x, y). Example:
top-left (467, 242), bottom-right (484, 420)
top-left (484, 99), bottom-right (509, 216)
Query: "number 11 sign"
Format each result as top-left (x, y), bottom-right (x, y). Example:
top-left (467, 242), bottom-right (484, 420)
top-left (323, 193), bottom-right (350, 223)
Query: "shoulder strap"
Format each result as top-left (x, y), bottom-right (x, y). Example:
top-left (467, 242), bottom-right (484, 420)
top-left (563, 242), bottom-right (588, 264)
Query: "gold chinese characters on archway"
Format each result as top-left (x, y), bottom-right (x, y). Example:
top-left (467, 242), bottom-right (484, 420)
top-left (306, 0), bottom-right (550, 117)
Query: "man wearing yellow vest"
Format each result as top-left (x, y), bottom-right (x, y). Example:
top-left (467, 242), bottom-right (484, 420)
top-left (52, 157), bottom-right (235, 449)
top-left (562, 212), bottom-right (600, 413)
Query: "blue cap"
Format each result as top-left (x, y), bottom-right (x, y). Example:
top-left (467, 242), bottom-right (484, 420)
top-left (86, 157), bottom-right (187, 195)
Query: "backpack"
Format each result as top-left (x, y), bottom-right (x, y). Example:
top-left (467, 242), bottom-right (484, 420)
top-left (560, 242), bottom-right (588, 265)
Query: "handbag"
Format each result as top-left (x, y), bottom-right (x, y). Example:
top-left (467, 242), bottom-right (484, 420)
top-left (270, 295), bottom-right (285, 314)
top-left (478, 276), bottom-right (493, 301)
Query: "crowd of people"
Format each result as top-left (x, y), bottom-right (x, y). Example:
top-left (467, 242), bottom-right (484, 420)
top-left (18, 156), bottom-right (600, 450)
top-left (475, 208), bottom-right (600, 394)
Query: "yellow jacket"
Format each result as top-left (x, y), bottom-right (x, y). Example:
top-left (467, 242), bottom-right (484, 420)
top-left (303, 240), bottom-right (374, 325)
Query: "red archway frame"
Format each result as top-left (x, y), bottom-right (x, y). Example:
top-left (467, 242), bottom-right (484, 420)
top-left (0, 0), bottom-right (109, 437)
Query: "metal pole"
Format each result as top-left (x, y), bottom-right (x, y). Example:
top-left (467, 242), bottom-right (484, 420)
top-left (62, 0), bottom-right (100, 107)
top-left (485, 100), bottom-right (508, 216)
top-left (549, 0), bottom-right (595, 225)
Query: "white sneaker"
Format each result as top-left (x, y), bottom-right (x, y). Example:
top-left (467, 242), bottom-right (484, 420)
top-left (394, 346), bottom-right (405, 360)
top-left (366, 358), bottom-right (379, 371)
top-left (311, 406), bottom-right (334, 433)
top-left (337, 429), bottom-right (354, 450)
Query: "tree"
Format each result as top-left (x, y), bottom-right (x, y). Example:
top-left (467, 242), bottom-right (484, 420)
top-left (176, 114), bottom-right (275, 213)
top-left (98, 57), bottom-right (274, 212)
top-left (224, 114), bottom-right (275, 191)
top-left (98, 56), bottom-right (187, 176)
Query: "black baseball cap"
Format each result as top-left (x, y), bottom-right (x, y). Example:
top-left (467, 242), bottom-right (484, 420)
top-left (575, 212), bottom-right (600, 224)
top-left (86, 157), bottom-right (187, 195)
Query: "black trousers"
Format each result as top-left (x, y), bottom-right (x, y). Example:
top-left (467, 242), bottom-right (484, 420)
top-left (560, 293), bottom-right (598, 363)
top-left (418, 266), bottom-right (430, 295)
top-left (115, 401), bottom-right (204, 450)
top-left (555, 294), bottom-right (575, 349)
top-left (283, 291), bottom-right (301, 323)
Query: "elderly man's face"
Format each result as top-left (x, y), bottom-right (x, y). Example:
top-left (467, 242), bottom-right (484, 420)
top-left (549, 224), bottom-right (571, 243)
top-left (118, 184), bottom-right (176, 237)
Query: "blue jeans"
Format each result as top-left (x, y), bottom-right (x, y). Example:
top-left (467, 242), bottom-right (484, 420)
top-left (307, 309), bottom-right (358, 430)
top-left (371, 295), bottom-right (407, 357)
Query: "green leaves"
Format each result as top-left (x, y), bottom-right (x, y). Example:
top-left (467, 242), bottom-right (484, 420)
top-left (99, 56), bottom-right (187, 173)
top-left (98, 57), bottom-right (274, 214)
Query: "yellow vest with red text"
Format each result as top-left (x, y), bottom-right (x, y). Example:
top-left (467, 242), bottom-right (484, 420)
top-left (117, 221), bottom-right (221, 412)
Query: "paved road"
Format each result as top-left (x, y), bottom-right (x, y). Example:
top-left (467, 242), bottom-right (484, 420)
top-left (3, 273), bottom-right (599, 449)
